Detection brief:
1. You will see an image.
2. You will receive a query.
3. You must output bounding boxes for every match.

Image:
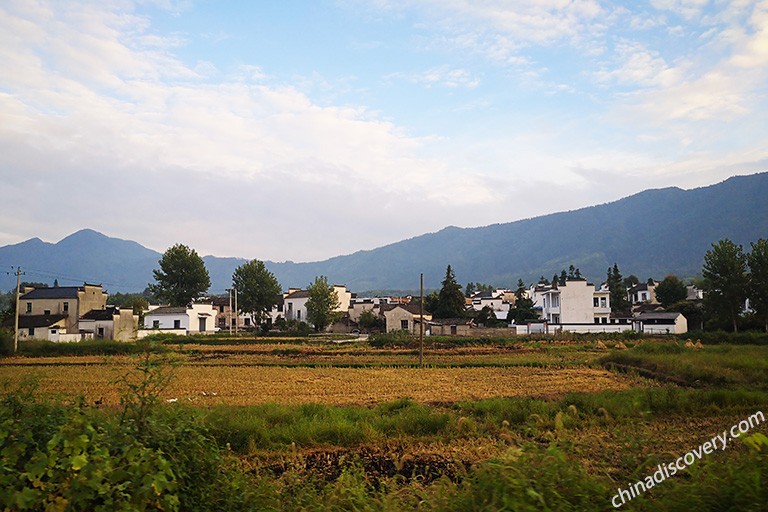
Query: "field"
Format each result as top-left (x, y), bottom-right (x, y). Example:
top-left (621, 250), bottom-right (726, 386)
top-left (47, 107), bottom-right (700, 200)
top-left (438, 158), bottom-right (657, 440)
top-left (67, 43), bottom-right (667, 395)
top-left (1, 334), bottom-right (767, 511)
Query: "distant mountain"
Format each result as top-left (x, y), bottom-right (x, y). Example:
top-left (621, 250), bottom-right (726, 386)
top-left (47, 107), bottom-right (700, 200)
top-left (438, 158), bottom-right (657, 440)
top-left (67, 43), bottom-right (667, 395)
top-left (1, 173), bottom-right (766, 294)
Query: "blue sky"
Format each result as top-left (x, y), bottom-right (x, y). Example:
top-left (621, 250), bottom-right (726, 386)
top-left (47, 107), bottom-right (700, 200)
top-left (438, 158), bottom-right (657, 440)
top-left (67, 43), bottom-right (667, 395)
top-left (1, 0), bottom-right (767, 262)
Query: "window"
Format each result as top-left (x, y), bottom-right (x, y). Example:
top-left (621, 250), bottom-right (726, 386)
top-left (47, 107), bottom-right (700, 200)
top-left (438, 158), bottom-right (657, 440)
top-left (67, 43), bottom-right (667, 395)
top-left (63, 302), bottom-right (69, 312)
top-left (601, 317), bottom-right (608, 324)
top-left (401, 319), bottom-right (409, 330)
top-left (594, 318), bottom-right (600, 324)
top-left (44, 310), bottom-right (51, 315)
top-left (244, 318), bottom-right (251, 326)
top-left (97, 327), bottom-right (105, 339)
top-left (287, 303), bottom-right (293, 311)
top-left (26, 303), bottom-right (32, 313)
top-left (593, 298), bottom-right (599, 307)
top-left (297, 310), bottom-right (301, 320)
top-left (219, 318), bottom-right (226, 328)
top-left (28, 327), bottom-right (34, 335)
top-left (153, 320), bottom-right (160, 329)
top-left (600, 297), bottom-right (607, 308)
top-left (174, 319), bottom-right (181, 329)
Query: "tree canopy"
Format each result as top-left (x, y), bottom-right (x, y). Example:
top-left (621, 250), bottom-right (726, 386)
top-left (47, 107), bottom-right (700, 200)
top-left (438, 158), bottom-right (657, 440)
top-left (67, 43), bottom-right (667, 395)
top-left (606, 264), bottom-right (630, 315)
top-left (507, 279), bottom-right (538, 325)
top-left (434, 265), bottom-right (466, 319)
top-left (702, 239), bottom-right (748, 333)
top-left (747, 239), bottom-right (768, 332)
top-left (655, 275), bottom-right (688, 308)
top-left (149, 244), bottom-right (210, 307)
top-left (305, 276), bottom-right (341, 332)
top-left (232, 260), bottom-right (281, 325)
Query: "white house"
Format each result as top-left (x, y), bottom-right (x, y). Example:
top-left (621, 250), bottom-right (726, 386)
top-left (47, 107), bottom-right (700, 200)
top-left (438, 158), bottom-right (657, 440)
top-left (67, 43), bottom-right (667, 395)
top-left (634, 312), bottom-right (688, 334)
top-left (280, 285), bottom-right (352, 325)
top-left (143, 304), bottom-right (217, 334)
top-left (79, 307), bottom-right (139, 341)
top-left (469, 290), bottom-right (511, 316)
top-left (531, 278), bottom-right (612, 326)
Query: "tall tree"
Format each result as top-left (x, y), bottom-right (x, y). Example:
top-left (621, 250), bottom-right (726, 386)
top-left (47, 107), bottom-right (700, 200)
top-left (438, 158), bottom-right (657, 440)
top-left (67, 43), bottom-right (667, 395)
top-left (149, 244), bottom-right (210, 306)
top-left (435, 265), bottom-right (466, 319)
top-left (606, 264), bottom-right (630, 315)
top-left (655, 275), bottom-right (688, 308)
top-left (305, 276), bottom-right (341, 332)
top-left (507, 279), bottom-right (538, 324)
top-left (232, 260), bottom-right (281, 326)
top-left (702, 239), bottom-right (748, 333)
top-left (747, 239), bottom-right (768, 332)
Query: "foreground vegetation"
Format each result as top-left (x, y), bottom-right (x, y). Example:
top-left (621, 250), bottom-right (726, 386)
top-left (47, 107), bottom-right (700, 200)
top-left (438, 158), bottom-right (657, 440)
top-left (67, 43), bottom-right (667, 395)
top-left (1, 336), bottom-right (767, 510)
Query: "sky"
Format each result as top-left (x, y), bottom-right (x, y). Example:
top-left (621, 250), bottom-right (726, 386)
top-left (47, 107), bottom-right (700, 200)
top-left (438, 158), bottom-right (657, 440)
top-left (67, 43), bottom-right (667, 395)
top-left (1, 0), bottom-right (767, 262)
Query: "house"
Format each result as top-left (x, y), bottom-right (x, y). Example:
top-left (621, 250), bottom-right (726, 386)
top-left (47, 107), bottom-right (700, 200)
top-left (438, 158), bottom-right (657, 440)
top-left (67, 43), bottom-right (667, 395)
top-left (468, 290), bottom-right (511, 317)
top-left (6, 314), bottom-right (68, 341)
top-left (633, 312), bottom-right (688, 334)
top-left (281, 285), bottom-right (352, 325)
top-left (428, 318), bottom-right (475, 336)
top-left (79, 307), bottom-right (138, 341)
top-left (381, 303), bottom-right (432, 333)
top-left (19, 283), bottom-right (108, 334)
top-left (628, 281), bottom-right (658, 305)
top-left (143, 303), bottom-right (217, 334)
top-left (531, 278), bottom-right (611, 325)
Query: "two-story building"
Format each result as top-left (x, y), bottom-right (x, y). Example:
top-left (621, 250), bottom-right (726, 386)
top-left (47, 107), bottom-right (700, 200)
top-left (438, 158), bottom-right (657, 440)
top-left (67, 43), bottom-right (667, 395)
top-left (19, 283), bottom-right (108, 334)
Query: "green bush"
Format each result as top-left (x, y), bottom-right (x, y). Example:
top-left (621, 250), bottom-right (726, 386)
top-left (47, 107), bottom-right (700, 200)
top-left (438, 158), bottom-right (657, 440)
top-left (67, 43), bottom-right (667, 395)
top-left (368, 330), bottom-right (415, 348)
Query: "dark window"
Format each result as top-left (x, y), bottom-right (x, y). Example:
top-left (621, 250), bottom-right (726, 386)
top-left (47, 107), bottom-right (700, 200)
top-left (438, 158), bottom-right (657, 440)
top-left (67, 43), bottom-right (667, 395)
top-left (44, 310), bottom-right (51, 315)
top-left (244, 318), bottom-right (251, 326)
top-left (63, 302), bottom-right (69, 312)
top-left (601, 317), bottom-right (608, 324)
top-left (153, 320), bottom-right (160, 329)
top-left (401, 319), bottom-right (409, 330)
top-left (28, 327), bottom-right (34, 335)
top-left (26, 303), bottom-right (32, 313)
top-left (97, 327), bottom-right (105, 339)
top-left (594, 318), bottom-right (600, 324)
top-left (593, 298), bottom-right (599, 307)
top-left (174, 319), bottom-right (181, 329)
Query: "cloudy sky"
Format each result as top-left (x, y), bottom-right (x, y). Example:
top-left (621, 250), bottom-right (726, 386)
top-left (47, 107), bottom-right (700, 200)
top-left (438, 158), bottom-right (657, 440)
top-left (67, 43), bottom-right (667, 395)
top-left (1, 0), bottom-right (767, 262)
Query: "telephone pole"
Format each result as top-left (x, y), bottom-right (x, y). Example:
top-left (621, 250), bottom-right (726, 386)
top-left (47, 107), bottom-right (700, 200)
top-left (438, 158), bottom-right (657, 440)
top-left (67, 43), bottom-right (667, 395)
top-left (12, 266), bottom-right (24, 353)
top-left (233, 286), bottom-right (238, 335)
top-left (419, 272), bottom-right (424, 368)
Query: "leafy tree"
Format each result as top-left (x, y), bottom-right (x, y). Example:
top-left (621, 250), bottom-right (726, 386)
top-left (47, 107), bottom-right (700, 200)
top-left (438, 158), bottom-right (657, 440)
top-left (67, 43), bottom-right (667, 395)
top-left (465, 282), bottom-right (476, 297)
top-left (667, 300), bottom-right (705, 332)
top-left (606, 264), bottom-right (630, 315)
top-left (475, 305), bottom-right (502, 327)
top-left (149, 244), bottom-right (211, 307)
top-left (358, 309), bottom-right (384, 332)
top-left (702, 239), bottom-right (748, 333)
top-left (434, 265), bottom-right (466, 319)
top-left (623, 275), bottom-right (640, 288)
top-left (747, 239), bottom-right (768, 332)
top-left (305, 276), bottom-right (341, 332)
top-left (423, 291), bottom-right (439, 314)
top-left (232, 260), bottom-right (281, 326)
top-left (655, 275), bottom-right (688, 308)
top-left (507, 279), bottom-right (538, 324)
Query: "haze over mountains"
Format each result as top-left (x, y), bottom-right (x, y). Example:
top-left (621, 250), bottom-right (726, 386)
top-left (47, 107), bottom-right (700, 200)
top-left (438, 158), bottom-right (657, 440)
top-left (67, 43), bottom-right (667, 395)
top-left (1, 173), bottom-right (766, 295)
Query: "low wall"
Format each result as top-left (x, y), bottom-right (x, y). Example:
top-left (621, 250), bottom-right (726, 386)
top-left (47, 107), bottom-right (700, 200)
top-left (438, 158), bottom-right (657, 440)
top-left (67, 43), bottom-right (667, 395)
top-left (137, 329), bottom-right (187, 339)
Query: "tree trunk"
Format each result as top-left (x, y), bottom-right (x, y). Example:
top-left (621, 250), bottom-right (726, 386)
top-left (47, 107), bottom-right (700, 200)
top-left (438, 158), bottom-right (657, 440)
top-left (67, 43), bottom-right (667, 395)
top-left (732, 315), bottom-right (738, 333)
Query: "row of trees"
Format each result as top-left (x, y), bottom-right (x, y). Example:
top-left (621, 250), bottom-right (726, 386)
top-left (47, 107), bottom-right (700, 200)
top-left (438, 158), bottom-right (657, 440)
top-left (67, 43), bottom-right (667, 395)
top-left (148, 244), bottom-right (341, 332)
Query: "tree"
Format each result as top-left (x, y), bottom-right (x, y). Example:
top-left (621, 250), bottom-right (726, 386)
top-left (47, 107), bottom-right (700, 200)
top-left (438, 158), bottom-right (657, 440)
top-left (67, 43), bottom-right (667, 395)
top-left (149, 244), bottom-right (210, 307)
top-left (747, 239), bottom-right (768, 332)
top-left (465, 282), bottom-right (476, 297)
top-left (434, 265), bottom-right (466, 319)
top-left (475, 305), bottom-right (502, 327)
top-left (702, 239), bottom-right (748, 333)
top-left (623, 275), bottom-right (640, 288)
top-left (232, 260), bottom-right (281, 326)
top-left (507, 279), bottom-right (538, 324)
top-left (606, 264), bottom-right (630, 315)
top-left (305, 276), bottom-right (341, 332)
top-left (358, 309), bottom-right (384, 332)
top-left (655, 275), bottom-right (688, 308)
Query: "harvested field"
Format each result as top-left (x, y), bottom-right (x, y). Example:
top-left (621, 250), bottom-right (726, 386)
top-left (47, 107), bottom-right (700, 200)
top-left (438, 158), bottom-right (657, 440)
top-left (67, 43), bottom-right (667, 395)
top-left (0, 364), bottom-right (633, 406)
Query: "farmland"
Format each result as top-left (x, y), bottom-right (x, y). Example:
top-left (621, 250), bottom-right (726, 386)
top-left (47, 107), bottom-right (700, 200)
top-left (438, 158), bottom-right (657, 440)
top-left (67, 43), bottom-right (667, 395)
top-left (2, 334), bottom-right (767, 510)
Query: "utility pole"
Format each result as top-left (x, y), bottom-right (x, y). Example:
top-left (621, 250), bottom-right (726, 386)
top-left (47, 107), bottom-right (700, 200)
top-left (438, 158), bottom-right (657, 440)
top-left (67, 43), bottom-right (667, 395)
top-left (12, 266), bottom-right (24, 353)
top-left (419, 272), bottom-right (424, 368)
top-left (228, 288), bottom-right (233, 335)
top-left (233, 286), bottom-right (238, 335)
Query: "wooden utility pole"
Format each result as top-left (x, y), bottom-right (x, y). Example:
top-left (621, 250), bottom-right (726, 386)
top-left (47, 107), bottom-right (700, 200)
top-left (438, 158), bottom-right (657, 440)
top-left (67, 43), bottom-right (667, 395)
top-left (419, 272), bottom-right (424, 368)
top-left (228, 288), bottom-right (233, 335)
top-left (234, 286), bottom-right (238, 335)
top-left (12, 266), bottom-right (23, 353)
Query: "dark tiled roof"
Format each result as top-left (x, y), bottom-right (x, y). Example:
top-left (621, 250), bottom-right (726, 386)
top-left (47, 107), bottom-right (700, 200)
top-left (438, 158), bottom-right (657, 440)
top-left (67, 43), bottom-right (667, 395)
top-left (380, 303), bottom-right (426, 315)
top-left (21, 287), bottom-right (81, 300)
top-left (81, 307), bottom-right (117, 321)
top-left (3, 314), bottom-right (68, 329)
top-left (146, 306), bottom-right (188, 315)
top-left (636, 312), bottom-right (682, 320)
top-left (431, 318), bottom-right (474, 326)
top-left (285, 290), bottom-right (310, 299)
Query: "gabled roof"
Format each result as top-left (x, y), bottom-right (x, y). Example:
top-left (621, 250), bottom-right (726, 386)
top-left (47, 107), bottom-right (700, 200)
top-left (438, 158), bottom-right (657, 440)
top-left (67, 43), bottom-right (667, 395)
top-left (145, 306), bottom-right (188, 316)
top-left (3, 314), bottom-right (68, 329)
top-left (20, 287), bottom-right (81, 300)
top-left (380, 303), bottom-right (425, 315)
top-left (285, 290), bottom-right (310, 299)
top-left (81, 307), bottom-right (117, 321)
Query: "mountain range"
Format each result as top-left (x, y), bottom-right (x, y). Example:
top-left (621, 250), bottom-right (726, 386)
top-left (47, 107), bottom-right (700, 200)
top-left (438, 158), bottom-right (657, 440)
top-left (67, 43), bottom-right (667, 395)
top-left (1, 172), bottom-right (767, 295)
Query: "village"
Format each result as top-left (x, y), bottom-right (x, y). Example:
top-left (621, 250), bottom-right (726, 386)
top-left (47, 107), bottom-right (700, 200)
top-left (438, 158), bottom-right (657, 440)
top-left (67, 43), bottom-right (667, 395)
top-left (8, 271), bottom-right (697, 343)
